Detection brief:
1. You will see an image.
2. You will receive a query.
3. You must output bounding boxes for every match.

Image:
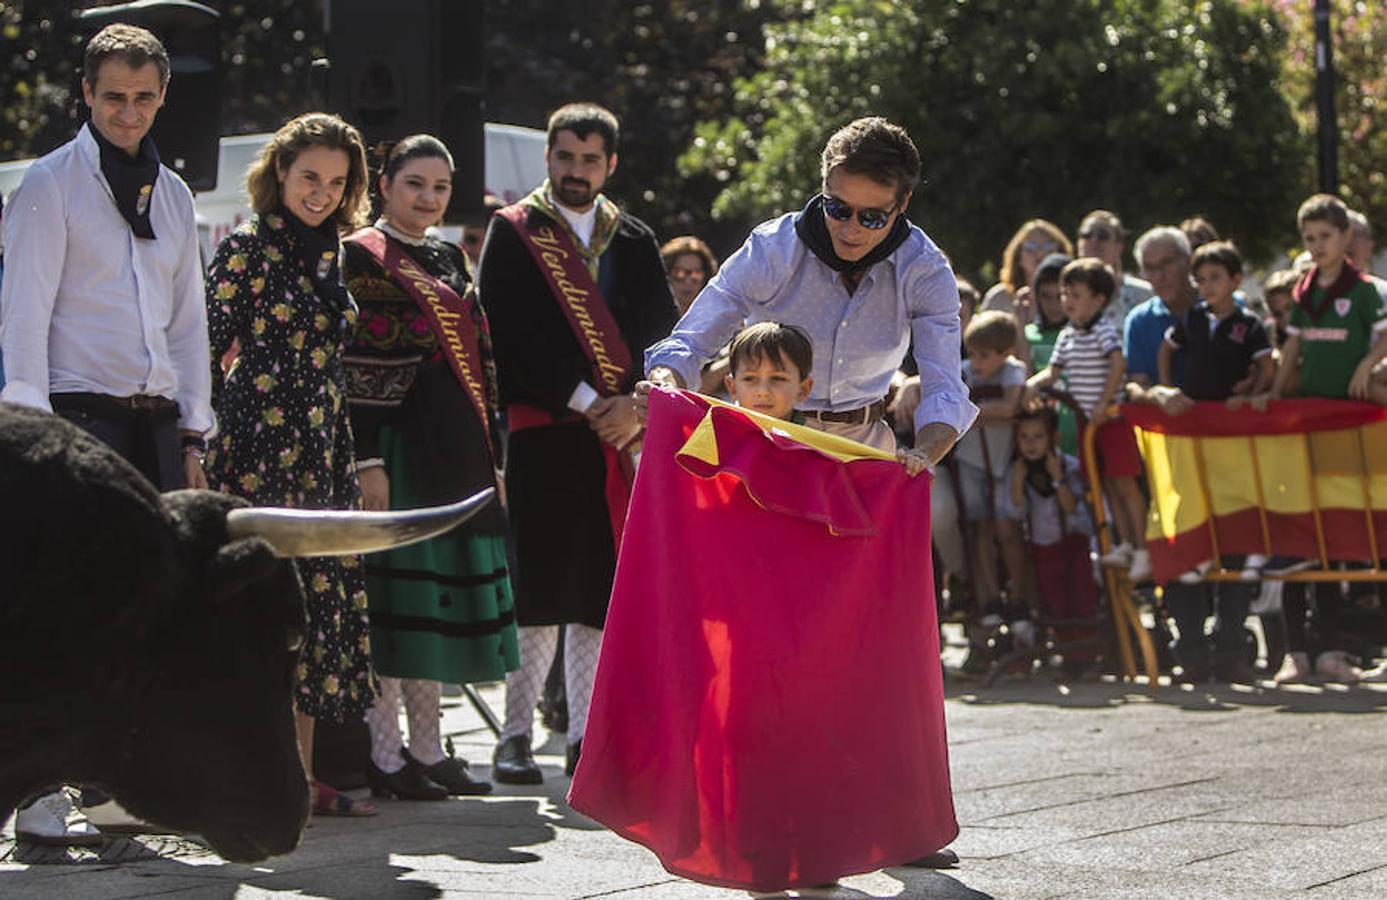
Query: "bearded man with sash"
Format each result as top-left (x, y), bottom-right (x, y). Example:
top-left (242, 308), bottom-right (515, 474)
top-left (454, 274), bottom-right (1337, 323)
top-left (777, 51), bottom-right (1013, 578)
top-left (0, 24), bottom-right (212, 845)
top-left (343, 134), bottom-right (518, 798)
top-left (478, 103), bottom-right (679, 783)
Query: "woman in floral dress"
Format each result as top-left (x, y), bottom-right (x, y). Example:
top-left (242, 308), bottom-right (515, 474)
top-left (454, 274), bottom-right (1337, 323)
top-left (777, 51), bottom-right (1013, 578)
top-left (205, 112), bottom-right (377, 817)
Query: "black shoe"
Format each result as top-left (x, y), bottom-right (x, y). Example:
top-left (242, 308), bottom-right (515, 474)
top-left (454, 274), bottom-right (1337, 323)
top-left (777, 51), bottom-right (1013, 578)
top-left (565, 740), bottom-right (581, 777)
top-left (405, 749), bottom-right (492, 796)
top-left (1214, 661), bottom-right (1258, 685)
top-left (902, 847), bottom-right (959, 868)
top-left (366, 758), bottom-right (448, 800)
top-left (1175, 665), bottom-right (1211, 685)
top-left (492, 735), bottom-right (543, 785)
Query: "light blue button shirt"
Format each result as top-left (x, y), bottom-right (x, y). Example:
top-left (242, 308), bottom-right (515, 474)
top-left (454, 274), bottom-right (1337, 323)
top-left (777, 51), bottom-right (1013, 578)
top-left (645, 211), bottom-right (977, 436)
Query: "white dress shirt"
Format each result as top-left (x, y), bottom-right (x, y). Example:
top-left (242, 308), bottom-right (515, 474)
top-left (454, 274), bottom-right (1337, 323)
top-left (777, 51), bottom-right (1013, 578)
top-left (0, 124), bottom-right (213, 432)
top-left (550, 194), bottom-right (600, 413)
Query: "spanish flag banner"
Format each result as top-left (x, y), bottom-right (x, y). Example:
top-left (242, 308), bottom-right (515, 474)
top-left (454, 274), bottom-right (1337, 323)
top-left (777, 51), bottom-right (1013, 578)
top-left (1123, 400), bottom-right (1387, 584)
top-left (568, 388), bottom-right (957, 891)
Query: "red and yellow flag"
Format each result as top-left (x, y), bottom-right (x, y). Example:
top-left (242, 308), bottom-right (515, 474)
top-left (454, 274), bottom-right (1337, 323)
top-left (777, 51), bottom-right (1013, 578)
top-left (1124, 400), bottom-right (1387, 583)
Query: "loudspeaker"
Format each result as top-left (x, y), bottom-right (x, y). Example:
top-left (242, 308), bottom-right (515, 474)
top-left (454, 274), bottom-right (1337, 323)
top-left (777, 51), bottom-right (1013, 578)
top-left (76, 1), bottom-right (222, 192)
top-left (326, 0), bottom-right (486, 224)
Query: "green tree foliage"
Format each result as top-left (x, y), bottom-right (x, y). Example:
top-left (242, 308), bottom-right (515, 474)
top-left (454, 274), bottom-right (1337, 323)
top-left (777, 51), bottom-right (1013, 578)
top-left (1264, 0), bottom-right (1387, 249)
top-left (485, 0), bottom-right (783, 252)
top-left (0, 1), bottom-right (324, 161)
top-left (682, 0), bottom-right (1304, 279)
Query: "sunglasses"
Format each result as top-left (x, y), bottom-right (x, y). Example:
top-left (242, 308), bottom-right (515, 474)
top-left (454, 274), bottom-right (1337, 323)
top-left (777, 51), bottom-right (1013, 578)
top-left (668, 267), bottom-right (705, 282)
top-left (1080, 226), bottom-right (1116, 242)
top-left (823, 196), bottom-right (899, 230)
top-left (1022, 238), bottom-right (1059, 254)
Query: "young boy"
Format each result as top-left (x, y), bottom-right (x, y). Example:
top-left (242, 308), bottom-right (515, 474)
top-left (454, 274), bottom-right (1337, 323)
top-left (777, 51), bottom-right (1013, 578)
top-left (1261, 267), bottom-right (1300, 353)
top-left (1250, 196), bottom-right (1387, 679)
top-left (1026, 258), bottom-right (1151, 581)
top-left (724, 322), bottom-right (815, 422)
top-left (1158, 240), bottom-right (1274, 403)
top-left (1257, 194), bottom-right (1387, 409)
top-left (724, 321), bottom-right (928, 475)
top-left (954, 311), bottom-right (1030, 634)
top-left (1009, 406), bottom-right (1096, 676)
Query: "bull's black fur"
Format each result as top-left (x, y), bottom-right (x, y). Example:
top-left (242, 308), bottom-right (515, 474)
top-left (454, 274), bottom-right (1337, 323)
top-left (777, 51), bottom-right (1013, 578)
top-left (0, 403), bottom-right (309, 861)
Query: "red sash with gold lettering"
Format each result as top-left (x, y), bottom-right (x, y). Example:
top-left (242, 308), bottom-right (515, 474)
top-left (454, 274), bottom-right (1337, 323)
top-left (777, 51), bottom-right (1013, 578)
top-left (347, 227), bottom-right (495, 463)
top-left (498, 205), bottom-right (634, 395)
top-left (498, 204), bottom-right (636, 549)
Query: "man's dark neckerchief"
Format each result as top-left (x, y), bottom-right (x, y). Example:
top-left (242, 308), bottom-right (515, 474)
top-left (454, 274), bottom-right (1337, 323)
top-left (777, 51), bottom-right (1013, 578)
top-left (89, 121), bottom-right (159, 240)
top-left (279, 206), bottom-right (353, 322)
top-left (793, 194), bottom-right (911, 288)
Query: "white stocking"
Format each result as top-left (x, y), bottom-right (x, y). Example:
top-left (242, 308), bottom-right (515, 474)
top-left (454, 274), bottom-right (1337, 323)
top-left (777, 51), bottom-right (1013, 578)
top-left (499, 625), bottom-right (559, 742)
top-left (564, 623), bottom-right (603, 746)
top-left (402, 679), bottom-right (445, 766)
top-left (365, 676), bottom-right (405, 773)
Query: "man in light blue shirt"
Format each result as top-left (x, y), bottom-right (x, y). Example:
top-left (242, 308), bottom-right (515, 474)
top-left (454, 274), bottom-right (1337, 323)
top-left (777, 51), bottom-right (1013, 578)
top-left (644, 117), bottom-right (975, 467)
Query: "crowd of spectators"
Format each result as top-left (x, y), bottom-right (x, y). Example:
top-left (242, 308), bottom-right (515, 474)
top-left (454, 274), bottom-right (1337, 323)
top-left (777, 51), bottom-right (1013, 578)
top-left (910, 197), bottom-right (1387, 686)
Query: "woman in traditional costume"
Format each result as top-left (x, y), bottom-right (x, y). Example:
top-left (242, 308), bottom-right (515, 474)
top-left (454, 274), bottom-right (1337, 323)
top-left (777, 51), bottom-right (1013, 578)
top-left (206, 112), bottom-right (378, 817)
top-left (342, 135), bottom-right (518, 799)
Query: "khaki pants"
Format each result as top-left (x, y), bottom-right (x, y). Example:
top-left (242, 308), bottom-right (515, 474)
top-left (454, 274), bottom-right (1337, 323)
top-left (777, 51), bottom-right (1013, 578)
top-left (801, 417), bottom-right (897, 452)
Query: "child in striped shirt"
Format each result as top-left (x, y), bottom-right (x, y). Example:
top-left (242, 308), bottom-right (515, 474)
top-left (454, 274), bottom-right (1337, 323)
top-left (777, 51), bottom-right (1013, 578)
top-left (1025, 258), bottom-right (1151, 581)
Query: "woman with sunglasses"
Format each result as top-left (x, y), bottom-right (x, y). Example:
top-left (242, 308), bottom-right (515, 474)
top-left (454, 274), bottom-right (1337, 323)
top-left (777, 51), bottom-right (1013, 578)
top-left (660, 235), bottom-right (719, 315)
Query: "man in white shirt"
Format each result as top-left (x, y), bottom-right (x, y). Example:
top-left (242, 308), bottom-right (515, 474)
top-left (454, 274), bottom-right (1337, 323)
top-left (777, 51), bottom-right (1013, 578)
top-left (0, 23), bottom-right (212, 846)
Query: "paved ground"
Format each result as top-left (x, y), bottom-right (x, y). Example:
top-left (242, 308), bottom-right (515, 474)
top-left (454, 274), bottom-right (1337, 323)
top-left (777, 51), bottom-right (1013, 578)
top-left (5, 644), bottom-right (1387, 899)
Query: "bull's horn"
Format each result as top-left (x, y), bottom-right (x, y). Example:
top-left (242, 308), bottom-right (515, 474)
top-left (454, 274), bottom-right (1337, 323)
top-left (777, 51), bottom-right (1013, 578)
top-left (225, 488), bottom-right (496, 558)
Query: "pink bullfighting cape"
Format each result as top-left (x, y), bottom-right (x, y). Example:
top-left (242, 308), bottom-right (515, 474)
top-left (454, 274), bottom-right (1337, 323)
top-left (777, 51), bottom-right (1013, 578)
top-left (567, 388), bottom-right (957, 891)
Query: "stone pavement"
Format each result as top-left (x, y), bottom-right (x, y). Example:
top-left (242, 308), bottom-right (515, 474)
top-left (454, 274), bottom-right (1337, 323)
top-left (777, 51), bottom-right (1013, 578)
top-left (4, 670), bottom-right (1387, 899)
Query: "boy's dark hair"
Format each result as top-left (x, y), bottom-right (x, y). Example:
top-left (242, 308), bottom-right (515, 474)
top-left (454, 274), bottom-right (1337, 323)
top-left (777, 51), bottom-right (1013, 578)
top-left (957, 278), bottom-right (979, 311)
top-left (1263, 268), bottom-right (1299, 297)
top-left (1059, 257), bottom-right (1116, 303)
top-left (963, 310), bottom-right (1019, 355)
top-left (1015, 404), bottom-right (1059, 435)
top-left (84, 23), bottom-right (170, 87)
top-left (1297, 193), bottom-right (1350, 232)
top-left (547, 103), bottom-right (620, 156)
top-left (1032, 252), bottom-right (1072, 292)
top-left (1190, 240), bottom-right (1243, 278)
top-left (821, 117), bottom-right (921, 203)
top-left (728, 322), bottom-right (813, 379)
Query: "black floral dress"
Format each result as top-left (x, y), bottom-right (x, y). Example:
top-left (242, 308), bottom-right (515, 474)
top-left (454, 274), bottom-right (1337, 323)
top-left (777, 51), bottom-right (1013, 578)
top-left (205, 211), bottom-right (376, 722)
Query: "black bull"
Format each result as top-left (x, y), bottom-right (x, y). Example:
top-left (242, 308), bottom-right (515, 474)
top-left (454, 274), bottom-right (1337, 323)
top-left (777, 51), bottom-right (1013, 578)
top-left (0, 403), bottom-right (491, 861)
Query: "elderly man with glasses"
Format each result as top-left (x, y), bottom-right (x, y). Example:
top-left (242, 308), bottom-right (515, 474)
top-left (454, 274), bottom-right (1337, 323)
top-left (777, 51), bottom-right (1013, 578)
top-left (643, 116), bottom-right (976, 468)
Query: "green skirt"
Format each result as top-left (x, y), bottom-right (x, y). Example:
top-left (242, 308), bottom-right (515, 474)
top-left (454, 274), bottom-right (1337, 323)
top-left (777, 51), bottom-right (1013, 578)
top-left (366, 426), bottom-right (520, 684)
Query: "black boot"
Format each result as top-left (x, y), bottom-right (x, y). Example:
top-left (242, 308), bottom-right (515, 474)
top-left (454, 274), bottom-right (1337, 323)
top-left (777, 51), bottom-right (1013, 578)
top-left (492, 734), bottom-right (543, 785)
top-left (564, 739), bottom-right (581, 777)
top-left (405, 748), bottom-right (492, 796)
top-left (366, 758), bottom-right (448, 800)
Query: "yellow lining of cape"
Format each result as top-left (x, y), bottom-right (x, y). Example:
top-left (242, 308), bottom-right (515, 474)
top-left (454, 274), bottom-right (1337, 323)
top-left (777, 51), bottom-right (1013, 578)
top-left (682, 392), bottom-right (897, 464)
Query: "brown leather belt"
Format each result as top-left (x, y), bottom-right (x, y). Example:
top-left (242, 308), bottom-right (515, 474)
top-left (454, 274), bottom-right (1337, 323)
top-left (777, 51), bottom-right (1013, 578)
top-left (52, 391), bottom-right (178, 417)
top-left (804, 399), bottom-right (887, 425)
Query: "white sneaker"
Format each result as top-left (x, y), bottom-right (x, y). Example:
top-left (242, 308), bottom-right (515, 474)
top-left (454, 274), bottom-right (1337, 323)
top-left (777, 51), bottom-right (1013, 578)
top-left (15, 790), bottom-right (104, 847)
top-left (1127, 549), bottom-right (1152, 582)
top-left (1240, 554), bottom-right (1267, 581)
top-left (1250, 579), bottom-right (1284, 616)
top-left (84, 797), bottom-right (159, 834)
top-left (1273, 651), bottom-right (1312, 685)
top-left (1099, 543), bottom-right (1135, 568)
top-left (1316, 650), bottom-right (1362, 684)
top-left (1359, 660), bottom-right (1387, 683)
top-left (1178, 560), bottom-right (1213, 584)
